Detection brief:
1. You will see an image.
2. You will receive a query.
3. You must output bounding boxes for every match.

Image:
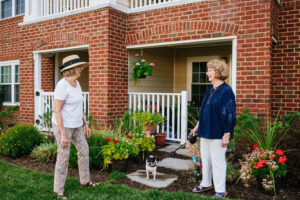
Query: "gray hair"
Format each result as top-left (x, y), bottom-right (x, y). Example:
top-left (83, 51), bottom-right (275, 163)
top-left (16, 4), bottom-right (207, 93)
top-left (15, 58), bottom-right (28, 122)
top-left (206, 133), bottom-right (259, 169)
top-left (207, 59), bottom-right (229, 81)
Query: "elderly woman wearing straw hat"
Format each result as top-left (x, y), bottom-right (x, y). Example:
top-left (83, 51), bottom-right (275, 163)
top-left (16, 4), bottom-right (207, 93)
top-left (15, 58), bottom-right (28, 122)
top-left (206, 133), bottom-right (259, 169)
top-left (191, 59), bottom-right (236, 198)
top-left (52, 55), bottom-right (98, 199)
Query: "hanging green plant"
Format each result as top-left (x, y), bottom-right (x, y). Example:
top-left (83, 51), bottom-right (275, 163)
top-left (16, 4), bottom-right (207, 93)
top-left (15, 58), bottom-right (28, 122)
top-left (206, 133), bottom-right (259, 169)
top-left (130, 54), bottom-right (155, 85)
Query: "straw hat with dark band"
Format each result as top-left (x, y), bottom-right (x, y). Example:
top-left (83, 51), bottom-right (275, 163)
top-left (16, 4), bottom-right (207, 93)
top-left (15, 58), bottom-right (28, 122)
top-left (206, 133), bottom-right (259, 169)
top-left (60, 55), bottom-right (88, 72)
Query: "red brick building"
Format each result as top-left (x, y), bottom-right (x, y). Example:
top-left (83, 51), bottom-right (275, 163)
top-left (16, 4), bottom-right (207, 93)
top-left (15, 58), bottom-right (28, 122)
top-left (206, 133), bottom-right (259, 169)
top-left (0, 0), bottom-right (299, 141)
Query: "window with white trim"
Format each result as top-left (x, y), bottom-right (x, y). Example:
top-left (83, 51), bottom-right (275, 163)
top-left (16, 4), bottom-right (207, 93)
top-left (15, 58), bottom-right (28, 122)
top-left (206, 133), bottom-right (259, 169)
top-left (0, 0), bottom-right (24, 19)
top-left (0, 60), bottom-right (19, 105)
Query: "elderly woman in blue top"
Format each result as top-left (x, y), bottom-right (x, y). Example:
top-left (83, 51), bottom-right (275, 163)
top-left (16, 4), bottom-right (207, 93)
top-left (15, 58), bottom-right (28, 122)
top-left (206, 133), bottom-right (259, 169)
top-left (191, 59), bottom-right (236, 198)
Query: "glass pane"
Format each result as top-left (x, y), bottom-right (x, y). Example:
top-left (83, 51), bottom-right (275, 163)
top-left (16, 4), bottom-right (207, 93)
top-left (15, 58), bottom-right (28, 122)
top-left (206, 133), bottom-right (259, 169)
top-left (16, 0), bottom-right (25, 15)
top-left (200, 62), bottom-right (207, 72)
top-left (3, 85), bottom-right (11, 102)
top-left (192, 62), bottom-right (199, 72)
top-left (192, 85), bottom-right (200, 94)
top-left (192, 73), bottom-right (199, 83)
top-left (200, 73), bottom-right (206, 83)
top-left (1, 0), bottom-right (12, 19)
top-left (15, 84), bottom-right (19, 102)
top-left (15, 65), bottom-right (19, 83)
top-left (0, 66), bottom-right (12, 83)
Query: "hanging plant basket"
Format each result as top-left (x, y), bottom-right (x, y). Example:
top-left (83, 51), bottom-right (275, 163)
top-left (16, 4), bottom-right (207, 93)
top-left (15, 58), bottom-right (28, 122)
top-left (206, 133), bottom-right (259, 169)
top-left (130, 54), bottom-right (155, 85)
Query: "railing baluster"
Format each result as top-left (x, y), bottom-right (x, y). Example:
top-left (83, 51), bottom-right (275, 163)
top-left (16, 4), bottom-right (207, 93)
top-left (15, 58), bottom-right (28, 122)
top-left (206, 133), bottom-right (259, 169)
top-left (138, 94), bottom-right (141, 112)
top-left (156, 94), bottom-right (160, 133)
top-left (147, 94), bottom-right (150, 112)
top-left (129, 94), bottom-right (132, 113)
top-left (166, 95), bottom-right (169, 138)
top-left (152, 94), bottom-right (155, 113)
top-left (162, 95), bottom-right (165, 133)
top-left (142, 94), bottom-right (145, 112)
top-left (177, 95), bottom-right (181, 140)
top-left (133, 94), bottom-right (136, 112)
top-left (172, 94), bottom-right (175, 139)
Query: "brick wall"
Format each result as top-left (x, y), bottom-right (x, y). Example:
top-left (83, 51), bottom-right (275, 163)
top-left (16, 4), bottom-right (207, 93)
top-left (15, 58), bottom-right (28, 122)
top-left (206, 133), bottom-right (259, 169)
top-left (127, 0), bottom-right (273, 117)
top-left (0, 8), bottom-right (129, 127)
top-left (41, 56), bottom-right (55, 92)
top-left (271, 0), bottom-right (300, 116)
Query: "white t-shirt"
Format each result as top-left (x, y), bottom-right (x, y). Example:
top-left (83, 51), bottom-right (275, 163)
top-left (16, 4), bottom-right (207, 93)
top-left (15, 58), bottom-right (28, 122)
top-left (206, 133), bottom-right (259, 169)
top-left (52, 78), bottom-right (83, 128)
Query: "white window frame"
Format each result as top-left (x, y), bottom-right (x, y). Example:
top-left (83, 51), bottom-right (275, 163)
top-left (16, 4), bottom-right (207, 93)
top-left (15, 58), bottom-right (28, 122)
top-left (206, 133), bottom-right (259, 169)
top-left (0, 60), bottom-right (20, 106)
top-left (0, 0), bottom-right (24, 20)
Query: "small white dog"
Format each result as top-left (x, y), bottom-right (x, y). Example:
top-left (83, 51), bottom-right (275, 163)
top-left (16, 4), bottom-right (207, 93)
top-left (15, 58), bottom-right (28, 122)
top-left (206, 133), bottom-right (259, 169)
top-left (146, 155), bottom-right (157, 180)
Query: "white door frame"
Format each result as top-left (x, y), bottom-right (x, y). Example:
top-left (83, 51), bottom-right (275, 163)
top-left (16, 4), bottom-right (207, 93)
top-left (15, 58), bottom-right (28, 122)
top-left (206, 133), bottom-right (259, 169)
top-left (33, 45), bottom-right (89, 124)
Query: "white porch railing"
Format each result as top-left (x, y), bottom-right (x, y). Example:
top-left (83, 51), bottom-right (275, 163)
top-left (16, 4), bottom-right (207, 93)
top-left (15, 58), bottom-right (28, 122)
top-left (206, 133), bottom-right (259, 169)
top-left (23, 0), bottom-right (116, 23)
top-left (129, 91), bottom-right (188, 144)
top-left (36, 91), bottom-right (89, 130)
top-left (130, 0), bottom-right (180, 9)
top-left (40, 0), bottom-right (91, 17)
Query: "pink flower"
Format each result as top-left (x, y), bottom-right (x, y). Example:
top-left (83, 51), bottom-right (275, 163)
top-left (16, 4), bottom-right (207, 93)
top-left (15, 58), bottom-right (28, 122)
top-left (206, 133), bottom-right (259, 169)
top-left (113, 139), bottom-right (118, 144)
top-left (141, 59), bottom-right (146, 62)
top-left (135, 54), bottom-right (140, 57)
top-left (276, 149), bottom-right (284, 156)
top-left (135, 62), bottom-right (140, 66)
top-left (259, 151), bottom-right (264, 155)
top-left (252, 144), bottom-right (259, 150)
top-left (278, 156), bottom-right (287, 164)
top-left (150, 62), bottom-right (155, 66)
top-left (104, 138), bottom-right (110, 142)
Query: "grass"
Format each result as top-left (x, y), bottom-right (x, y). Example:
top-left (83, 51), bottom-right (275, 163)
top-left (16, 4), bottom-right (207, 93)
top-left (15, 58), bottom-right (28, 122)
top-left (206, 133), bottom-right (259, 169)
top-left (0, 160), bottom-right (225, 200)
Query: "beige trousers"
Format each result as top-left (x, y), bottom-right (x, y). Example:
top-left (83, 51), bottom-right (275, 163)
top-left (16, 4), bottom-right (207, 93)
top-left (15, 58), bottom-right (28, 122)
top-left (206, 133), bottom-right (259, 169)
top-left (53, 123), bottom-right (90, 194)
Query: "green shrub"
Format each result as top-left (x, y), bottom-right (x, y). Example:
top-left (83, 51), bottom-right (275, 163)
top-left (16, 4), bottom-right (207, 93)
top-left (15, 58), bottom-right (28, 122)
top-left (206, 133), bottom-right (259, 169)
top-left (109, 171), bottom-right (126, 180)
top-left (0, 124), bottom-right (45, 157)
top-left (32, 143), bottom-right (57, 162)
top-left (69, 130), bottom-right (109, 168)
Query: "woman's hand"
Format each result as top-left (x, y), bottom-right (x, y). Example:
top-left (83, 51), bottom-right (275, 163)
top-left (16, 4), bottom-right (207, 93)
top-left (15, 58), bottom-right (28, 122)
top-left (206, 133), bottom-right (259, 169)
top-left (221, 133), bottom-right (230, 147)
top-left (61, 132), bottom-right (69, 149)
top-left (85, 124), bottom-right (91, 139)
top-left (191, 127), bottom-right (198, 136)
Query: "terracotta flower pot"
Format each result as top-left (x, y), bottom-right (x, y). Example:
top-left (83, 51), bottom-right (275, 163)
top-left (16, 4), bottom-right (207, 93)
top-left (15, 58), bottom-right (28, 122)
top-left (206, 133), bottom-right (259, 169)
top-left (155, 133), bottom-right (167, 146)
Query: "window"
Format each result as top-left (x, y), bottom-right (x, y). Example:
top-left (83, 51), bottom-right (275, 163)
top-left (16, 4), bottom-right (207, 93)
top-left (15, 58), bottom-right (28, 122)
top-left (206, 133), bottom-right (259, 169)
top-left (191, 62), bottom-right (210, 106)
top-left (0, 61), bottom-right (19, 105)
top-left (16, 0), bottom-right (24, 15)
top-left (0, 0), bottom-right (24, 19)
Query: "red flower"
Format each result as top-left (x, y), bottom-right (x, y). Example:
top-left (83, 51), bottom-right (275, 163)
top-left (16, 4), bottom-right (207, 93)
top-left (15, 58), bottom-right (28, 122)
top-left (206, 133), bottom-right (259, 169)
top-left (126, 135), bottom-right (133, 140)
top-left (113, 139), bottom-right (118, 144)
top-left (253, 144), bottom-right (259, 150)
top-left (259, 151), bottom-right (264, 155)
top-left (269, 155), bottom-right (275, 160)
top-left (253, 162), bottom-right (263, 169)
top-left (278, 156), bottom-right (287, 164)
top-left (104, 138), bottom-right (110, 142)
top-left (276, 149), bottom-right (284, 156)
top-left (259, 159), bottom-right (267, 164)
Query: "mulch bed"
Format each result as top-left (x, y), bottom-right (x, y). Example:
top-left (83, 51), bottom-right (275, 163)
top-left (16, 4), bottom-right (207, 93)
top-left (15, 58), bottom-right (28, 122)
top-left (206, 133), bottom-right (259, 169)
top-left (1, 141), bottom-right (300, 200)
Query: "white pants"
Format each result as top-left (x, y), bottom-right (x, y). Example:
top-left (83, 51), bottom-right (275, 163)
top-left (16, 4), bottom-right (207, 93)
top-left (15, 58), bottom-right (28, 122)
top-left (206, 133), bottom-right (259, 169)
top-left (200, 138), bottom-right (227, 193)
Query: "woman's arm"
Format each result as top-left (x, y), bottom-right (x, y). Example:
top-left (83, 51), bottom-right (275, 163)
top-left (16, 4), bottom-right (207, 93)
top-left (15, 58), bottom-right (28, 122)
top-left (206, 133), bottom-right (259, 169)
top-left (53, 99), bottom-right (69, 149)
top-left (191, 121), bottom-right (199, 136)
top-left (82, 114), bottom-right (91, 139)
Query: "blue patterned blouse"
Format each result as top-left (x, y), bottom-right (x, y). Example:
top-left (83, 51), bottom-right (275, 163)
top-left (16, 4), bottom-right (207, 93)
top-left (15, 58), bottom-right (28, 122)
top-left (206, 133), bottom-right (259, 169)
top-left (197, 82), bottom-right (236, 139)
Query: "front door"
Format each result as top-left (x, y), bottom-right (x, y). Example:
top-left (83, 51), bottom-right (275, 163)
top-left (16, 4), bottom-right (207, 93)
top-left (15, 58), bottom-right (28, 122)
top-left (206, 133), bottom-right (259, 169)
top-left (187, 56), bottom-right (219, 106)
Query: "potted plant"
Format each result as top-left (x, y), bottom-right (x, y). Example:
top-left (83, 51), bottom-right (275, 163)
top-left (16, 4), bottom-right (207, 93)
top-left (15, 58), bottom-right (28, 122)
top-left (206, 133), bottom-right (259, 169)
top-left (134, 135), bottom-right (155, 163)
top-left (131, 112), bottom-right (163, 135)
top-left (154, 133), bottom-right (167, 146)
top-left (130, 54), bottom-right (155, 85)
top-left (101, 136), bottom-right (138, 172)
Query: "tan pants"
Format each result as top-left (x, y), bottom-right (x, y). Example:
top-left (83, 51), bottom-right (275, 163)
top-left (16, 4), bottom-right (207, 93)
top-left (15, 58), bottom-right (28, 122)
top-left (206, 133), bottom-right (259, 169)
top-left (53, 123), bottom-right (90, 194)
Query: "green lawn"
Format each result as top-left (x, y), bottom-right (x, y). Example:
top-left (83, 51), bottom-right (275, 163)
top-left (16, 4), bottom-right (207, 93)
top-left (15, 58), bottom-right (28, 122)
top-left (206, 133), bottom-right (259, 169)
top-left (0, 160), bottom-right (224, 200)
